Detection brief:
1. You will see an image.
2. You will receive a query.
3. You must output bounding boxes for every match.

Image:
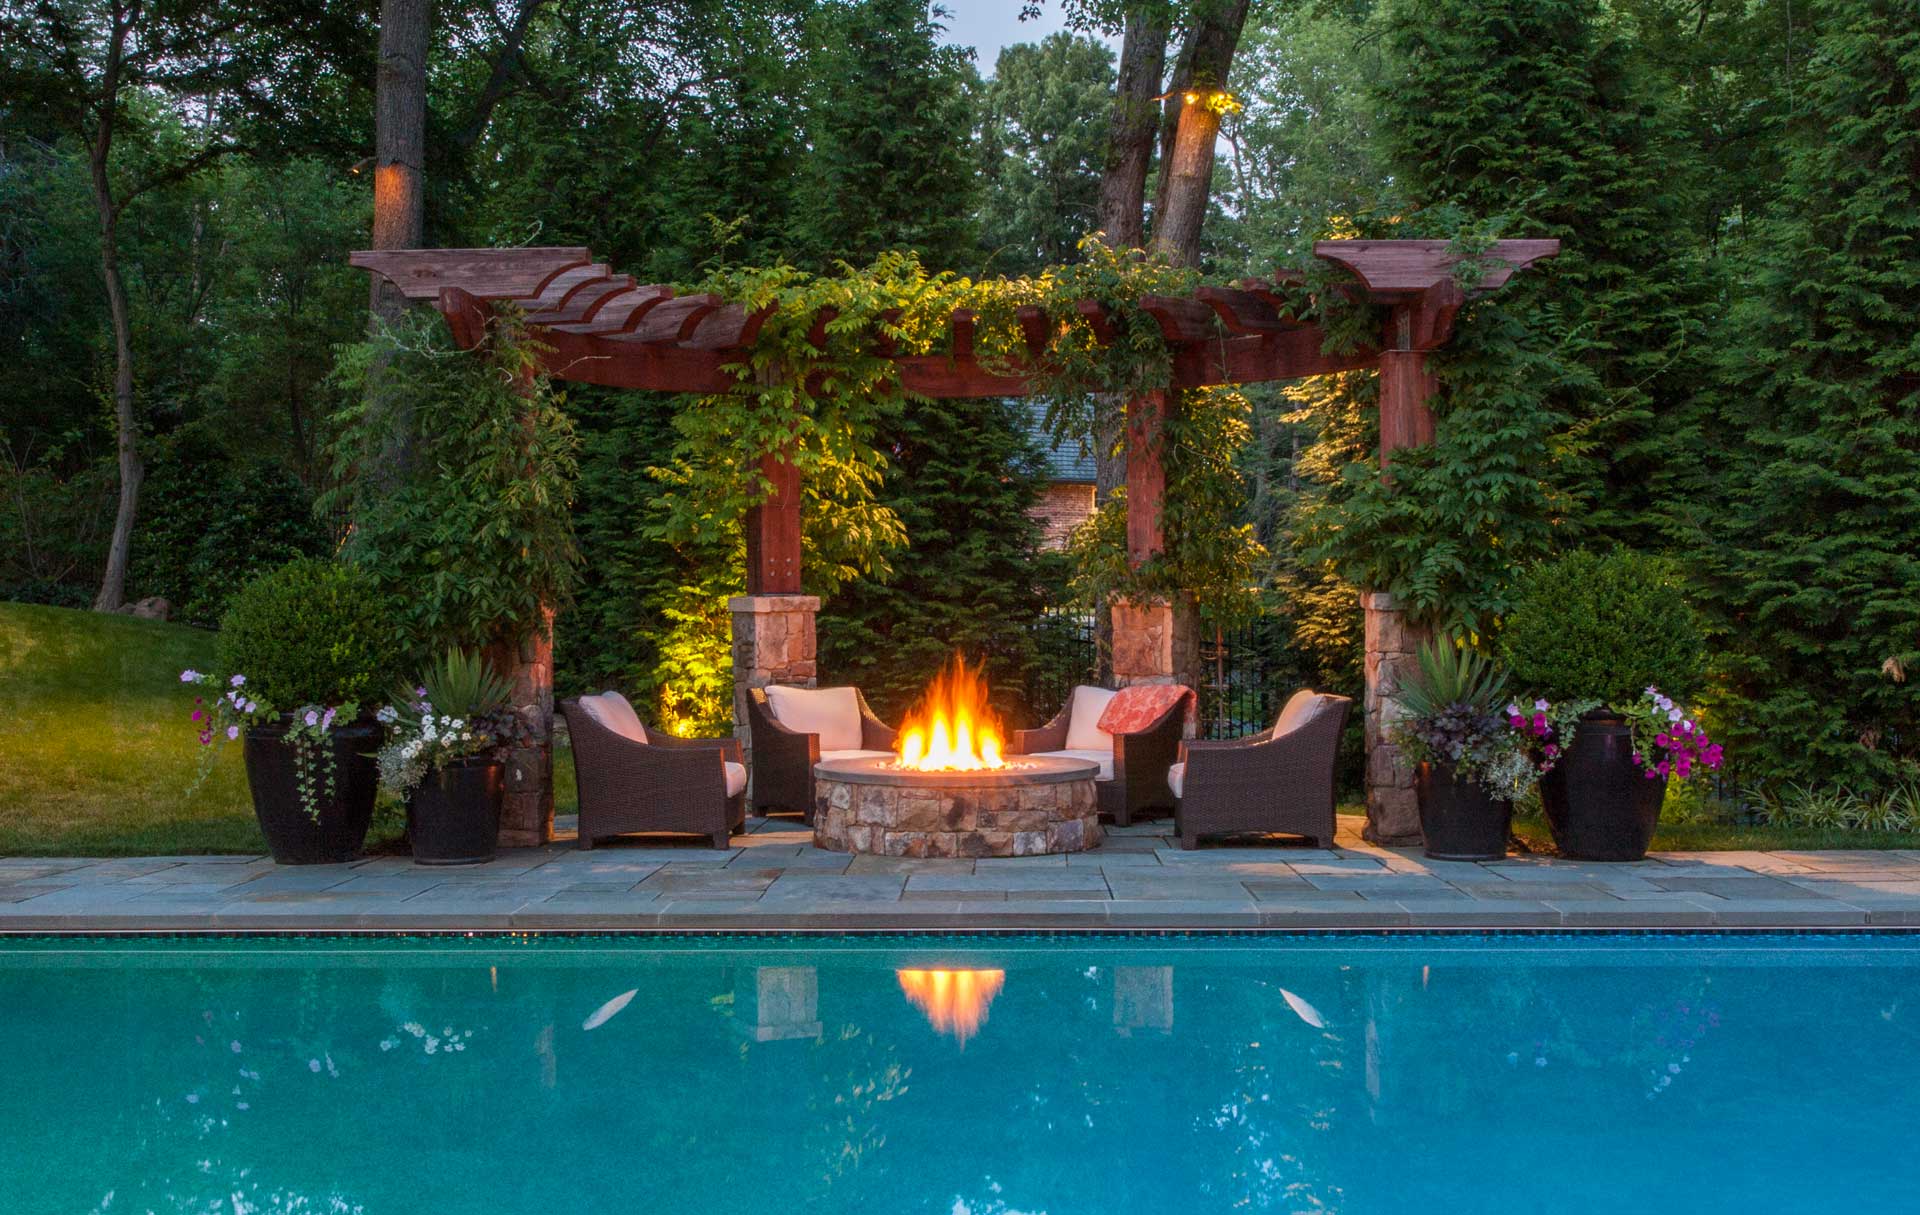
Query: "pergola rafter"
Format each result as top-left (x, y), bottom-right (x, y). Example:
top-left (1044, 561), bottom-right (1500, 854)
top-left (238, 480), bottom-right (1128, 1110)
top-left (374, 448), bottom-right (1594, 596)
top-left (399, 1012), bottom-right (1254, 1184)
top-left (354, 238), bottom-right (1558, 847)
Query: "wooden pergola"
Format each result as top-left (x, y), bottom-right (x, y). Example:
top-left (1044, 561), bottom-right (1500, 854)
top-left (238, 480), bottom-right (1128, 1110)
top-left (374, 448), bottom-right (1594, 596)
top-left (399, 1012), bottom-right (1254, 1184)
top-left (355, 238), bottom-right (1557, 845)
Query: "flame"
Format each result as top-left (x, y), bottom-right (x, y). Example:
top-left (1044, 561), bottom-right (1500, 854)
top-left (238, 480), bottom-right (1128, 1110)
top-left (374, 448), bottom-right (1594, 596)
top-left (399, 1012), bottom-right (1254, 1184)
top-left (895, 654), bottom-right (1007, 771)
top-left (897, 969), bottom-right (1005, 1046)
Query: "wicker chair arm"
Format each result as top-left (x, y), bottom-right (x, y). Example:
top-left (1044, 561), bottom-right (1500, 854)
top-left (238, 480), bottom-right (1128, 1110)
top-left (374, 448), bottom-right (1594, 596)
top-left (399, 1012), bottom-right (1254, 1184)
top-left (1184, 719), bottom-right (1327, 782)
top-left (856, 690), bottom-right (899, 750)
top-left (646, 732), bottom-right (744, 766)
top-left (1178, 735), bottom-right (1259, 763)
top-left (1012, 703), bottom-right (1072, 755)
top-left (747, 689), bottom-right (822, 763)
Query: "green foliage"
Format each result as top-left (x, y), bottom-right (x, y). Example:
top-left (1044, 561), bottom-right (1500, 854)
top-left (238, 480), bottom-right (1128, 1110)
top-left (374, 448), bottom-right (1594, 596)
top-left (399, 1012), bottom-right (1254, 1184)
top-left (214, 558), bottom-right (398, 710)
top-left (1373, 0), bottom-right (1719, 548)
top-left (818, 396), bottom-right (1052, 723)
top-left (1397, 638), bottom-right (1509, 721)
top-left (129, 432), bottom-right (327, 626)
top-left (976, 33), bottom-right (1115, 272)
top-left (787, 0), bottom-right (981, 271)
top-left (412, 648), bottom-right (512, 719)
top-left (1498, 550), bottom-right (1705, 706)
top-left (325, 310), bottom-right (580, 656)
top-left (1695, 0), bottom-right (1920, 792)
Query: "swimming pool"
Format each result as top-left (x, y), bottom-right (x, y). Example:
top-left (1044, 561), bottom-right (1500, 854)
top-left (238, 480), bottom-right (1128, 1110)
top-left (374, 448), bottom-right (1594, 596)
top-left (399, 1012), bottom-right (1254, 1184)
top-left (2, 933), bottom-right (1914, 1213)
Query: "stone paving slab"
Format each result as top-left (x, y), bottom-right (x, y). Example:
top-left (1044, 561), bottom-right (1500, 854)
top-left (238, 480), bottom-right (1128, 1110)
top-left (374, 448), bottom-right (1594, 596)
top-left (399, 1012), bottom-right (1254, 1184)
top-left (4, 815), bottom-right (1919, 932)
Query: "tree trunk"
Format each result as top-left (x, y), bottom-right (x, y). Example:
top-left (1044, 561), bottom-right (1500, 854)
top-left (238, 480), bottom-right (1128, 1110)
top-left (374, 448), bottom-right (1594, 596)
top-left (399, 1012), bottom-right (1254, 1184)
top-left (91, 194), bottom-right (141, 613)
top-left (1148, 0), bottom-right (1250, 266)
top-left (1095, 8), bottom-right (1169, 254)
top-left (370, 0), bottom-right (428, 327)
top-left (89, 9), bottom-right (136, 613)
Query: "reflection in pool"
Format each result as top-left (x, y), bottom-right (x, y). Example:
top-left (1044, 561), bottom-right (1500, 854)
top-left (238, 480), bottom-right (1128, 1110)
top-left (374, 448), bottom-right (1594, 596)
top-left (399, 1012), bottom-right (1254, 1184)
top-left (1, 934), bottom-right (1916, 1214)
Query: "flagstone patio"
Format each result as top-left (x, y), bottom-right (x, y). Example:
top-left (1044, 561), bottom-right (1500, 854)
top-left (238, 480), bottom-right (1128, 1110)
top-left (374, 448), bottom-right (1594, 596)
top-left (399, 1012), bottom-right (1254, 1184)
top-left (4, 815), bottom-right (1919, 932)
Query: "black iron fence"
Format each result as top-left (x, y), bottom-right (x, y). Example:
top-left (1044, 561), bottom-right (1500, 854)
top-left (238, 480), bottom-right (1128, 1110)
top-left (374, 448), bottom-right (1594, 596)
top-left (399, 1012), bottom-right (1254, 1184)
top-left (1022, 609), bottom-right (1277, 739)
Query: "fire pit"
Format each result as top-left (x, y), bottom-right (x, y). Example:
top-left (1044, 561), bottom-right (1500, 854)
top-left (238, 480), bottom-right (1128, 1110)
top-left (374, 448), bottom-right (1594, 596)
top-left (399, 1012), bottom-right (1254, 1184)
top-left (811, 656), bottom-right (1103, 858)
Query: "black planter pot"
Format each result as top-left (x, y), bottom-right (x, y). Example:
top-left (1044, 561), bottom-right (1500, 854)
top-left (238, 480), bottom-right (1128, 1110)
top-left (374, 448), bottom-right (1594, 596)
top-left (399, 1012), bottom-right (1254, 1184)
top-left (405, 756), bottom-right (503, 866)
top-left (242, 720), bottom-right (383, 865)
top-left (1415, 762), bottom-right (1513, 861)
top-left (1539, 710), bottom-right (1667, 861)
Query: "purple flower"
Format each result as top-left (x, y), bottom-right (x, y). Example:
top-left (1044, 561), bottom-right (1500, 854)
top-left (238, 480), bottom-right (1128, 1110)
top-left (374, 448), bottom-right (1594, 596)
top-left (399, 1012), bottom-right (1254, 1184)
top-left (226, 725), bottom-right (240, 741)
top-left (303, 710), bottom-right (319, 728)
top-left (1532, 713), bottom-right (1548, 734)
top-left (1533, 699), bottom-right (1549, 712)
top-left (1667, 707), bottom-right (1683, 723)
top-left (190, 709), bottom-right (204, 723)
top-left (321, 707), bottom-right (337, 730)
top-left (180, 670), bottom-right (200, 683)
top-left (230, 674), bottom-right (246, 688)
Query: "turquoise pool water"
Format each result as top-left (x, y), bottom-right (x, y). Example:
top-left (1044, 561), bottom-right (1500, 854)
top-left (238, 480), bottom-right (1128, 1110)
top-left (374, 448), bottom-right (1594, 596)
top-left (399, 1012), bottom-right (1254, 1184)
top-left (2, 933), bottom-right (1916, 1213)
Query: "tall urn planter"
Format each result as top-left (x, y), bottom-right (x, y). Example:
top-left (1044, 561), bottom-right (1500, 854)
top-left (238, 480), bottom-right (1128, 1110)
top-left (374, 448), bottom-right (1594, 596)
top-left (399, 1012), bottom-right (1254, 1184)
top-left (243, 720), bottom-right (384, 864)
top-left (406, 756), bottom-right (504, 866)
top-left (1539, 711), bottom-right (1666, 861)
top-left (1415, 762), bottom-right (1512, 861)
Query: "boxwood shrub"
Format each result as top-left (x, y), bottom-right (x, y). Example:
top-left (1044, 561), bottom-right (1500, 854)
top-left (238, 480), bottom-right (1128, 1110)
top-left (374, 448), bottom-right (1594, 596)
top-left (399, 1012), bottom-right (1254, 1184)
top-left (215, 558), bottom-right (399, 710)
top-left (1498, 550), bottom-right (1705, 707)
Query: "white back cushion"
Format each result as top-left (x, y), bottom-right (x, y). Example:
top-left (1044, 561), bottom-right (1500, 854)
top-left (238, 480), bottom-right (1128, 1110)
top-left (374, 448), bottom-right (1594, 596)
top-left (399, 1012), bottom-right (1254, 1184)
top-left (1272, 690), bottom-right (1322, 738)
top-left (765, 685), bottom-right (863, 753)
top-left (581, 691), bottom-right (648, 744)
top-left (1064, 685), bottom-right (1117, 751)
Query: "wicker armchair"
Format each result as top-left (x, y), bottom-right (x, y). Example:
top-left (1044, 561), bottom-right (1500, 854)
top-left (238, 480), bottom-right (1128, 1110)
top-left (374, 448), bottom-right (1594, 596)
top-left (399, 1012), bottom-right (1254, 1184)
top-left (1012, 687), bottom-right (1185, 827)
top-left (746, 686), bottom-right (898, 821)
top-left (1167, 690), bottom-right (1352, 849)
top-left (561, 694), bottom-right (746, 849)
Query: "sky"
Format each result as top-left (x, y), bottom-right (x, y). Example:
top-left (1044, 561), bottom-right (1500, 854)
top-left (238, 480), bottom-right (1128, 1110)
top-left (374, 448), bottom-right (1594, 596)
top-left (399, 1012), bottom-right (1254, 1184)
top-left (934, 0), bottom-right (1094, 72)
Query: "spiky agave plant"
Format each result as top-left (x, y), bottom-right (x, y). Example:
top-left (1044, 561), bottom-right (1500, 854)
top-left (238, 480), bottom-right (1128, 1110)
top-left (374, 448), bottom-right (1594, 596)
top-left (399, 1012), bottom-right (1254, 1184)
top-left (415, 648), bottom-right (512, 719)
top-left (1395, 637), bottom-right (1510, 720)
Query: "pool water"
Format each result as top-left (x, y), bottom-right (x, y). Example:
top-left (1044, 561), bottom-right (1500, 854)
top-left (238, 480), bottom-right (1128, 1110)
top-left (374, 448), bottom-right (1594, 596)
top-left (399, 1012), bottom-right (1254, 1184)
top-left (2, 934), bottom-right (1916, 1214)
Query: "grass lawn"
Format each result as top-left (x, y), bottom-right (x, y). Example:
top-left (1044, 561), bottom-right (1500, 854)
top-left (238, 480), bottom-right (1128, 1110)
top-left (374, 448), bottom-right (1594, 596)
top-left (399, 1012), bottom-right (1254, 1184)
top-left (0, 602), bottom-right (264, 855)
top-left (0, 602), bottom-right (581, 857)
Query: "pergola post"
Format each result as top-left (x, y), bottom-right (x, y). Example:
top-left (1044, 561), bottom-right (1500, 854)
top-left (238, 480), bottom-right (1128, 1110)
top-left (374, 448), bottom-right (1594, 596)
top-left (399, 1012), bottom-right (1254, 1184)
top-left (1112, 391), bottom-right (1198, 695)
top-left (490, 608), bottom-right (555, 848)
top-left (1361, 324), bottom-right (1441, 846)
top-left (731, 448), bottom-right (818, 764)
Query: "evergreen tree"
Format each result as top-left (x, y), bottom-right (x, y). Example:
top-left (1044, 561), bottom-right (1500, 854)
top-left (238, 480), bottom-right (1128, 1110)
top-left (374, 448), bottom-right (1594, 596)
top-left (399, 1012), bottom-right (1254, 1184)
top-left (789, 0), bottom-right (982, 270)
top-left (1703, 0), bottom-right (1920, 789)
top-left (817, 397), bottom-right (1053, 724)
top-left (1371, 0), bottom-right (1718, 546)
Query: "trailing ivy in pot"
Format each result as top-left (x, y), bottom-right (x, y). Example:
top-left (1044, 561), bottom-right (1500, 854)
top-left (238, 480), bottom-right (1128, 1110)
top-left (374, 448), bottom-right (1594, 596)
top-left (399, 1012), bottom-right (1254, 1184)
top-left (373, 649), bottom-right (518, 866)
top-left (1498, 551), bottom-right (1719, 861)
top-left (1391, 639), bottom-right (1539, 861)
top-left (183, 558), bottom-right (396, 864)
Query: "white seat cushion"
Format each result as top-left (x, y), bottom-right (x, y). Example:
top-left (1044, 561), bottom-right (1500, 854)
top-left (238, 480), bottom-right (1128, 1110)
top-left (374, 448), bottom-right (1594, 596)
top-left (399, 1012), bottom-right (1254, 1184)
top-left (579, 691), bottom-right (647, 744)
top-left (1272, 689), bottom-right (1321, 738)
top-left (724, 761), bottom-right (747, 798)
top-left (1167, 761), bottom-right (1186, 800)
top-left (1037, 748), bottom-right (1114, 782)
top-left (1064, 685), bottom-right (1117, 751)
top-left (821, 749), bottom-right (895, 763)
top-left (765, 685), bottom-right (864, 753)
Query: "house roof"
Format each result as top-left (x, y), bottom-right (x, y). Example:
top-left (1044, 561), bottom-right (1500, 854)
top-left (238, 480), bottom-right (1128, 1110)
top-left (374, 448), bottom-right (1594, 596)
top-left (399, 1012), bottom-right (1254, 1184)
top-left (1021, 400), bottom-right (1098, 484)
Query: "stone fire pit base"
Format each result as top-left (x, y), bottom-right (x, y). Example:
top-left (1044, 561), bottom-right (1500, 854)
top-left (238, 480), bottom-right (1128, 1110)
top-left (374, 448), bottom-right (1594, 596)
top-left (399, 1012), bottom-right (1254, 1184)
top-left (813, 756), bottom-right (1103, 858)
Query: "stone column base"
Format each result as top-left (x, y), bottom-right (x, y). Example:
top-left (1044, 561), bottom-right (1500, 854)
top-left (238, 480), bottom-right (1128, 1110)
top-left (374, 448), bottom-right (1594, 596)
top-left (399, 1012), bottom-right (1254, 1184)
top-left (1110, 595), bottom-right (1199, 693)
top-left (1362, 591), bottom-right (1427, 846)
top-left (492, 609), bottom-right (554, 849)
top-left (729, 594), bottom-right (821, 764)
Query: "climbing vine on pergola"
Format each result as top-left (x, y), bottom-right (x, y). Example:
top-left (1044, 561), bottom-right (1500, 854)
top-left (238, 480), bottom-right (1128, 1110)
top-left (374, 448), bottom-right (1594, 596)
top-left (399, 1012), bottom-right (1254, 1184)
top-left (355, 237), bottom-right (1557, 602)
